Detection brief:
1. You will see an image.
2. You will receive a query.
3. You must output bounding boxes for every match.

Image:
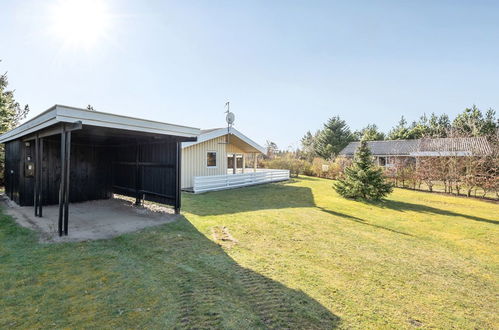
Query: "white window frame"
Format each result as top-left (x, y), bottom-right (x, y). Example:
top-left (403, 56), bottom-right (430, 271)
top-left (206, 151), bottom-right (217, 168)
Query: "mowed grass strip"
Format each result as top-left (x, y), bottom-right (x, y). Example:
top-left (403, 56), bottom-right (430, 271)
top-left (1, 176), bottom-right (498, 328)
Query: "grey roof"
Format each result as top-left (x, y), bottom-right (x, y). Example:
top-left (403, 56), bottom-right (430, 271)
top-left (339, 137), bottom-right (493, 157)
top-left (340, 140), bottom-right (419, 156)
top-left (415, 137), bottom-right (492, 155)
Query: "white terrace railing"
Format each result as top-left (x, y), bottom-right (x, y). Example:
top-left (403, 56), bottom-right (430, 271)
top-left (193, 169), bottom-right (290, 193)
top-left (226, 168), bottom-right (275, 174)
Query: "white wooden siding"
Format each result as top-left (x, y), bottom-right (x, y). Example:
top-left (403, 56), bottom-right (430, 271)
top-left (193, 170), bottom-right (290, 193)
top-left (181, 136), bottom-right (248, 188)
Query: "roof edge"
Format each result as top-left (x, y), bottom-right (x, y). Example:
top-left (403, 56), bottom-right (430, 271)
top-left (0, 104), bottom-right (201, 143)
top-left (182, 127), bottom-right (265, 154)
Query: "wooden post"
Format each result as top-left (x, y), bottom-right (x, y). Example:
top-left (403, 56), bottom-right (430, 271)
top-left (34, 135), bottom-right (39, 216)
top-left (233, 154), bottom-right (237, 174)
top-left (174, 141), bottom-right (181, 214)
top-left (135, 142), bottom-right (141, 206)
top-left (38, 138), bottom-right (43, 217)
top-left (63, 131), bottom-right (71, 236)
top-left (253, 153), bottom-right (257, 172)
top-left (242, 154), bottom-right (245, 173)
top-left (58, 128), bottom-right (66, 237)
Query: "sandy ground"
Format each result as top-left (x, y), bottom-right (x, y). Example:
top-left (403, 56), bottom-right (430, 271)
top-left (1, 195), bottom-right (178, 243)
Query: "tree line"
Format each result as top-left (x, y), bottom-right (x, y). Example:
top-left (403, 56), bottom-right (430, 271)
top-left (261, 106), bottom-right (498, 199)
top-left (299, 106), bottom-right (498, 161)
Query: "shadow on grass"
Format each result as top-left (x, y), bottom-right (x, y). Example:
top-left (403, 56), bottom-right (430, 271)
top-left (371, 199), bottom-right (498, 225)
top-left (317, 207), bottom-right (413, 236)
top-left (293, 175), bottom-right (321, 181)
top-left (0, 212), bottom-right (339, 328)
top-left (183, 181), bottom-right (316, 216)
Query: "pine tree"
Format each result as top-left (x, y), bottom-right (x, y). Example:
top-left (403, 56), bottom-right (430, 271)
top-left (0, 63), bottom-right (29, 184)
top-left (354, 124), bottom-right (385, 141)
top-left (314, 116), bottom-right (354, 159)
top-left (334, 139), bottom-right (393, 200)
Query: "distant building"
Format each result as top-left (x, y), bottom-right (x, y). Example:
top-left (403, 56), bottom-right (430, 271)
top-left (339, 137), bottom-right (493, 167)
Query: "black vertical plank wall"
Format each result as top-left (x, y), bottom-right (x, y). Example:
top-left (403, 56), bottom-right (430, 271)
top-left (3, 130), bottom-right (191, 210)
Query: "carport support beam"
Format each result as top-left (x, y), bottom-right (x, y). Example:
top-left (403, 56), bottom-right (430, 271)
top-left (58, 128), bottom-right (66, 236)
top-left (34, 135), bottom-right (39, 216)
top-left (174, 141), bottom-right (181, 214)
top-left (38, 138), bottom-right (44, 217)
top-left (135, 142), bottom-right (141, 206)
top-left (63, 131), bottom-right (71, 236)
top-left (57, 127), bottom-right (72, 236)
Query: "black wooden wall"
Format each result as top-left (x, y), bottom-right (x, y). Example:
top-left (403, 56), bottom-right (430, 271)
top-left (4, 140), bottom-right (22, 204)
top-left (41, 139), bottom-right (112, 205)
top-left (111, 138), bottom-right (179, 205)
top-left (4, 133), bottom-right (182, 208)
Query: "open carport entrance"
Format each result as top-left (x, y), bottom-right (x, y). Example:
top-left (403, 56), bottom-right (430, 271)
top-left (2, 105), bottom-right (199, 237)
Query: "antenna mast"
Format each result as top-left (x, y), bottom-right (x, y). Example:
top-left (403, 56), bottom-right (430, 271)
top-left (225, 101), bottom-right (235, 144)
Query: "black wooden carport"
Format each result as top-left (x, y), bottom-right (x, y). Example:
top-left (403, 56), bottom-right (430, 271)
top-left (1, 105), bottom-right (199, 236)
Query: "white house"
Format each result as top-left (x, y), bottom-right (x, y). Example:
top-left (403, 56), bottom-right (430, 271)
top-left (181, 127), bottom-right (289, 193)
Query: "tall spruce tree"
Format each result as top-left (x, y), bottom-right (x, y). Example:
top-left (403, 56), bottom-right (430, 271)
top-left (300, 130), bottom-right (318, 161)
top-left (334, 139), bottom-right (393, 200)
top-left (0, 64), bottom-right (29, 184)
top-left (314, 116), bottom-right (354, 159)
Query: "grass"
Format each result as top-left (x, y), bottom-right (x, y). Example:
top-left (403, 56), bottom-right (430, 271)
top-left (1, 176), bottom-right (498, 328)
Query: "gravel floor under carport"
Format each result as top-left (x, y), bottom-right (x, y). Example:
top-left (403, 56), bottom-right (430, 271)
top-left (1, 195), bottom-right (177, 242)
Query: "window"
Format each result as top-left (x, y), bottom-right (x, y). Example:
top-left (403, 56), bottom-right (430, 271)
top-left (207, 152), bottom-right (217, 167)
top-left (227, 154), bottom-right (243, 169)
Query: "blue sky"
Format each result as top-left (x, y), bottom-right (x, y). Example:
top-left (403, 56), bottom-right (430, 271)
top-left (1, 0), bottom-right (498, 149)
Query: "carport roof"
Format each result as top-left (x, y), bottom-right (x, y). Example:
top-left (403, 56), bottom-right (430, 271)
top-left (0, 104), bottom-right (201, 143)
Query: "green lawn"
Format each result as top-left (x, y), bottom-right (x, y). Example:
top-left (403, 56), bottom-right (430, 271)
top-left (1, 177), bottom-right (498, 329)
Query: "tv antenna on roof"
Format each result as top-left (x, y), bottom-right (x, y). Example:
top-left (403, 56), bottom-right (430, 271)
top-left (222, 101), bottom-right (235, 144)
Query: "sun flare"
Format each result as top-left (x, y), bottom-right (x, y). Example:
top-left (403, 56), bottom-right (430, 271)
top-left (48, 0), bottom-right (112, 49)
